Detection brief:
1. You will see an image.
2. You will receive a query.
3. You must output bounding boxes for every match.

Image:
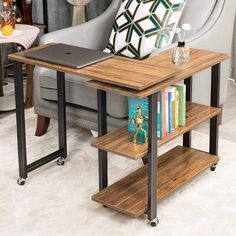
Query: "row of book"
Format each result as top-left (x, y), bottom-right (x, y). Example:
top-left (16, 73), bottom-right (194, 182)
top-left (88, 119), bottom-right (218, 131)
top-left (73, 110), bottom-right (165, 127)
top-left (128, 84), bottom-right (186, 141)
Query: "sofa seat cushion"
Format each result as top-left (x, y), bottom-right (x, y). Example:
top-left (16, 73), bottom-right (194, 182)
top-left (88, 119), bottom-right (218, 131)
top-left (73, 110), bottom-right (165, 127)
top-left (40, 69), bottom-right (128, 118)
top-left (104, 0), bottom-right (187, 59)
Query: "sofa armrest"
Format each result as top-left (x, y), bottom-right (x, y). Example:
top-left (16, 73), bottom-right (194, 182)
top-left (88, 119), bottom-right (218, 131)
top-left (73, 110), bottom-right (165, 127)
top-left (152, 0), bottom-right (234, 54)
top-left (186, 0), bottom-right (234, 53)
top-left (40, 0), bottom-right (120, 50)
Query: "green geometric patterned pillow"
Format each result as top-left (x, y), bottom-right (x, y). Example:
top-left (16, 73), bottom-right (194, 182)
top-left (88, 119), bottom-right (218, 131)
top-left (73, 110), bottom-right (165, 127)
top-left (104, 0), bottom-right (187, 59)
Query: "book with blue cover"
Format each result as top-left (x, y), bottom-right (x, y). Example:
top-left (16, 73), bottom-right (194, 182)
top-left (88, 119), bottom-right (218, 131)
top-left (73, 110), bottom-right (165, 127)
top-left (128, 97), bottom-right (148, 134)
top-left (128, 90), bottom-right (163, 140)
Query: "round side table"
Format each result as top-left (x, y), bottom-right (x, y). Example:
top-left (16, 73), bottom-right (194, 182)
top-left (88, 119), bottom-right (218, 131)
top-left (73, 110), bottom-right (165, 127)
top-left (0, 24), bottom-right (39, 111)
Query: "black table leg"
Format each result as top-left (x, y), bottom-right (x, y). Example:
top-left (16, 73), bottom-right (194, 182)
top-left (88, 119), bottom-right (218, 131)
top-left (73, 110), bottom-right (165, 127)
top-left (97, 90), bottom-right (108, 191)
top-left (43, 0), bottom-right (49, 33)
top-left (183, 76), bottom-right (192, 148)
top-left (147, 93), bottom-right (158, 227)
top-left (14, 59), bottom-right (68, 184)
top-left (56, 71), bottom-right (67, 166)
top-left (209, 64), bottom-right (220, 171)
top-left (14, 59), bottom-right (27, 185)
top-left (0, 44), bottom-right (4, 97)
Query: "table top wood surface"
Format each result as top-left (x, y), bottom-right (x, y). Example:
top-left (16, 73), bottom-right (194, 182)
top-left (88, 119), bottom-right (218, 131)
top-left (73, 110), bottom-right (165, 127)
top-left (9, 45), bottom-right (229, 96)
top-left (86, 48), bottom-right (229, 98)
top-left (8, 44), bottom-right (179, 91)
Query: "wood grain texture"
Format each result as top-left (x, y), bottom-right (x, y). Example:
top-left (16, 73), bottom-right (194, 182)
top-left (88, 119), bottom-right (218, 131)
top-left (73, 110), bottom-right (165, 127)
top-left (146, 48), bottom-right (229, 79)
top-left (8, 44), bottom-right (179, 91)
top-left (86, 76), bottom-right (183, 98)
top-left (91, 102), bottom-right (221, 160)
top-left (86, 48), bottom-right (229, 98)
top-left (92, 146), bottom-right (219, 217)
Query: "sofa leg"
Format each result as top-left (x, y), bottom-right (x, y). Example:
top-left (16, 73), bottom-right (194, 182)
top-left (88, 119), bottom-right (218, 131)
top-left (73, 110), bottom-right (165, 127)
top-left (35, 115), bottom-right (50, 136)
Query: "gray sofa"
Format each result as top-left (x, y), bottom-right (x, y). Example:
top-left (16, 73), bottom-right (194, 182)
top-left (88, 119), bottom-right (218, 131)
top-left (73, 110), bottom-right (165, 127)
top-left (33, 0), bottom-right (236, 135)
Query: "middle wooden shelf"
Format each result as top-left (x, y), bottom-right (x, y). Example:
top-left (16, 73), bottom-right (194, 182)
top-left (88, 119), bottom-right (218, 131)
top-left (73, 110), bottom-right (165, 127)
top-left (91, 102), bottom-right (221, 160)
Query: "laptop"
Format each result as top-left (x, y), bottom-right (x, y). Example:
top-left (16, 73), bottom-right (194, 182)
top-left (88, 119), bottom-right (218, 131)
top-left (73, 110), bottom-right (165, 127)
top-left (24, 43), bottom-right (114, 69)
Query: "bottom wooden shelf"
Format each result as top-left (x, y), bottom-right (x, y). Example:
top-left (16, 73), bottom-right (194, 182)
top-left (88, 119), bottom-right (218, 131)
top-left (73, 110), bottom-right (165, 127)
top-left (92, 146), bottom-right (219, 217)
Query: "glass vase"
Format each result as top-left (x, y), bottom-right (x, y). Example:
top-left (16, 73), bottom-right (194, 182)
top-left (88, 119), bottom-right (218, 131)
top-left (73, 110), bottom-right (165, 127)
top-left (172, 42), bottom-right (190, 64)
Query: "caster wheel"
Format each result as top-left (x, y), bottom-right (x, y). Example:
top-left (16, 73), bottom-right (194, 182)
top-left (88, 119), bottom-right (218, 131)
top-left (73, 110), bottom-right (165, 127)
top-left (148, 219), bottom-right (159, 227)
top-left (211, 166), bottom-right (216, 171)
top-left (150, 222), bottom-right (157, 227)
top-left (211, 163), bottom-right (218, 171)
top-left (17, 178), bottom-right (25, 186)
top-left (56, 157), bottom-right (65, 166)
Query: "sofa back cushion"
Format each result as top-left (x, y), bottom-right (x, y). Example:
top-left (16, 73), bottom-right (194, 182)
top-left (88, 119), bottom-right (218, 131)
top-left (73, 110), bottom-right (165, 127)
top-left (104, 0), bottom-right (187, 59)
top-left (179, 0), bottom-right (217, 36)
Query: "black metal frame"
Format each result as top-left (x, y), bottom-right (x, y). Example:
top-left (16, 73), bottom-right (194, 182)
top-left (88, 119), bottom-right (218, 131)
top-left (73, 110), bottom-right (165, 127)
top-left (95, 63), bottom-right (221, 225)
top-left (96, 90), bottom-right (158, 223)
top-left (57, 71), bottom-right (67, 159)
top-left (97, 90), bottom-right (108, 191)
top-left (147, 93), bottom-right (158, 222)
top-left (183, 76), bottom-right (192, 148)
top-left (14, 55), bottom-right (67, 183)
top-left (182, 65), bottom-right (220, 155)
top-left (43, 0), bottom-right (49, 33)
top-left (14, 59), bottom-right (28, 180)
top-left (210, 64), bottom-right (220, 156)
top-left (0, 44), bottom-right (4, 96)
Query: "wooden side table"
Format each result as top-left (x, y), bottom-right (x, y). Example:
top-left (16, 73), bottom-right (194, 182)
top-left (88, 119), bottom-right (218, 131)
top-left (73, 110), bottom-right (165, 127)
top-left (8, 43), bottom-right (177, 185)
top-left (87, 49), bottom-right (228, 225)
top-left (9, 44), bottom-right (228, 226)
top-left (0, 24), bottom-right (39, 111)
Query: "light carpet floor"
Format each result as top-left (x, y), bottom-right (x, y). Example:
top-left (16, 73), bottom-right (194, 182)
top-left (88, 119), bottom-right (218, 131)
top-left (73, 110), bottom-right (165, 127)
top-left (0, 109), bottom-right (236, 236)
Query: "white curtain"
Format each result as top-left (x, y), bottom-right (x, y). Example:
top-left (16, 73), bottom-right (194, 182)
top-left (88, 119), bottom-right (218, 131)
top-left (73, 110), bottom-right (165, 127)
top-left (32, 0), bottom-right (72, 32)
top-left (32, 0), bottom-right (111, 32)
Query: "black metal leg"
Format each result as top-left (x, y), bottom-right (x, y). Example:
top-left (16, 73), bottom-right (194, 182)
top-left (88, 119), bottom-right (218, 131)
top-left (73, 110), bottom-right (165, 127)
top-left (14, 59), bottom-right (27, 181)
top-left (185, 76), bottom-right (192, 102)
top-left (43, 0), bottom-right (49, 33)
top-left (183, 76), bottom-right (192, 148)
top-left (97, 90), bottom-right (108, 191)
top-left (210, 64), bottom-right (220, 156)
top-left (0, 44), bottom-right (4, 96)
top-left (13, 60), bottom-right (67, 184)
top-left (57, 71), bottom-right (67, 161)
top-left (147, 93), bottom-right (158, 225)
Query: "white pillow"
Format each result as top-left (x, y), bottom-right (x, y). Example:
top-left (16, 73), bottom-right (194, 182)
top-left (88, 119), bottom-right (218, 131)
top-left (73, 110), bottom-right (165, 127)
top-left (104, 0), bottom-right (187, 59)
